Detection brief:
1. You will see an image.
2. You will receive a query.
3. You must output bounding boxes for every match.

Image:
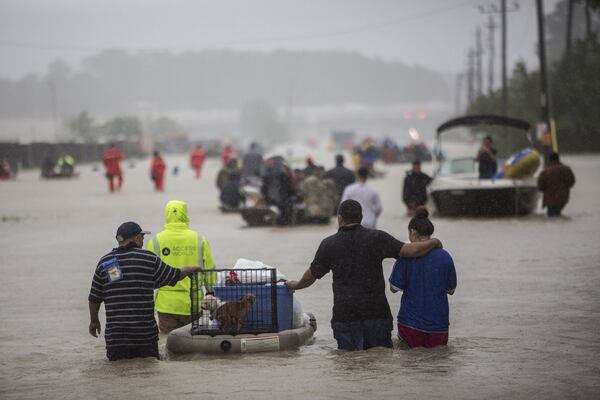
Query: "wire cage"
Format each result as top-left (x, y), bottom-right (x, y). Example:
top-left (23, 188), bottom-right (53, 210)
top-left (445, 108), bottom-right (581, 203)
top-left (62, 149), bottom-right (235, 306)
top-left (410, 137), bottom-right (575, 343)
top-left (190, 268), bottom-right (280, 336)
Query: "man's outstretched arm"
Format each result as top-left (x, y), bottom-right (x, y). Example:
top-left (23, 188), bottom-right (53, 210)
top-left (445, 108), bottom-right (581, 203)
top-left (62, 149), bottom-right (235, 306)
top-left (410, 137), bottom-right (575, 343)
top-left (399, 238), bottom-right (442, 258)
top-left (285, 269), bottom-right (316, 290)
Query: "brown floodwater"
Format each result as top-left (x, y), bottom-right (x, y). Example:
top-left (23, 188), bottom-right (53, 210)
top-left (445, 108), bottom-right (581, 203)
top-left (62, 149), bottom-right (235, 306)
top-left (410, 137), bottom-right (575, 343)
top-left (0, 153), bottom-right (599, 399)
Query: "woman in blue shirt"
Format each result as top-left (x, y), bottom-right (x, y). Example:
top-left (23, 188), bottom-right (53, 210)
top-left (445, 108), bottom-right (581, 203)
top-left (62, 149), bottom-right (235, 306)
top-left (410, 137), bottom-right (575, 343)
top-left (389, 207), bottom-right (457, 348)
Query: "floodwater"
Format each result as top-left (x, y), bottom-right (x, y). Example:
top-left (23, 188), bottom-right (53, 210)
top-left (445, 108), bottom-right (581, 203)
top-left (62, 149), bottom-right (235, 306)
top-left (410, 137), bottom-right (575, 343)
top-left (1, 153), bottom-right (599, 400)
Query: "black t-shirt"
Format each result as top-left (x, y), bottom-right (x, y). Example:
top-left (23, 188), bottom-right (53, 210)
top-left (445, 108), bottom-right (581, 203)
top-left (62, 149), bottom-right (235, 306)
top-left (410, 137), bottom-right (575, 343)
top-left (309, 224), bottom-right (404, 322)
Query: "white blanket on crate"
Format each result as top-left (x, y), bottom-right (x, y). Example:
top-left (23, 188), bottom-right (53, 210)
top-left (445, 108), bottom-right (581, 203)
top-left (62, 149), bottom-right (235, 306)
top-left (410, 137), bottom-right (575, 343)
top-left (216, 258), bottom-right (287, 284)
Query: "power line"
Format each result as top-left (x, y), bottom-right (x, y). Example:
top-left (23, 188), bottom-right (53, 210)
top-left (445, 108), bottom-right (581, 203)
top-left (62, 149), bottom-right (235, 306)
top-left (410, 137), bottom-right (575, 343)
top-left (0, 1), bottom-right (477, 53)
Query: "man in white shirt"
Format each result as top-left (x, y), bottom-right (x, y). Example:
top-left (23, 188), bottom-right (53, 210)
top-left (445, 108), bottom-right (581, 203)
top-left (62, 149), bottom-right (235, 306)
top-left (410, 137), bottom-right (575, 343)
top-left (341, 167), bottom-right (382, 228)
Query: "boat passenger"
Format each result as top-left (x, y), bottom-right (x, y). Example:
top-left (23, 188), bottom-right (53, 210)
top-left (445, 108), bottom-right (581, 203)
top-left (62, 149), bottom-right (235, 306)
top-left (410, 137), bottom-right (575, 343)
top-left (476, 136), bottom-right (498, 179)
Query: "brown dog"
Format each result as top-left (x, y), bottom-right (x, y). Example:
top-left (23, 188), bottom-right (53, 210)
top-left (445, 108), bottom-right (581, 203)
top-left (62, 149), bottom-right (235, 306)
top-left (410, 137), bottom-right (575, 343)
top-left (215, 294), bottom-right (256, 334)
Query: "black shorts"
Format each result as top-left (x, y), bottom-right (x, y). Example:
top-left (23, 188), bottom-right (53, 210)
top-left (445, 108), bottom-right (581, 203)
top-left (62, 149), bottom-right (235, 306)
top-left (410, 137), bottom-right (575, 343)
top-left (106, 342), bottom-right (159, 361)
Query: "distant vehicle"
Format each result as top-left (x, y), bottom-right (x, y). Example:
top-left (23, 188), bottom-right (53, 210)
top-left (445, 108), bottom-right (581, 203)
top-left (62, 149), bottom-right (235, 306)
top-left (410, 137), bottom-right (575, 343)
top-left (429, 115), bottom-right (539, 217)
top-left (331, 130), bottom-right (356, 151)
top-left (380, 139), bottom-right (432, 164)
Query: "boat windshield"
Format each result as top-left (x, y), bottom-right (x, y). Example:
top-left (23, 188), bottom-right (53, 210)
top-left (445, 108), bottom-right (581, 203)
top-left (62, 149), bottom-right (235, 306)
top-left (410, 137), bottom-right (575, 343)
top-left (436, 124), bottom-right (532, 176)
top-left (439, 125), bottom-right (532, 159)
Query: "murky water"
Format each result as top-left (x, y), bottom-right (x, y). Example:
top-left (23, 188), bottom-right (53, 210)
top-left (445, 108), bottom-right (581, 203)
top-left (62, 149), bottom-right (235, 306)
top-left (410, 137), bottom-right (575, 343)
top-left (1, 153), bottom-right (599, 399)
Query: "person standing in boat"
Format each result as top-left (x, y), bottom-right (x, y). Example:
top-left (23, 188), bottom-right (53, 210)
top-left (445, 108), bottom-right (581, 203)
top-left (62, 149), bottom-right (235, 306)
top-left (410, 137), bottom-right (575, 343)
top-left (476, 136), bottom-right (498, 179)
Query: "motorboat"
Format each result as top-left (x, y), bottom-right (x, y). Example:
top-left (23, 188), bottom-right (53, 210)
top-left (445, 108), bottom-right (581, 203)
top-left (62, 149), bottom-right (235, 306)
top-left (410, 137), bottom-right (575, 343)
top-left (429, 115), bottom-right (540, 217)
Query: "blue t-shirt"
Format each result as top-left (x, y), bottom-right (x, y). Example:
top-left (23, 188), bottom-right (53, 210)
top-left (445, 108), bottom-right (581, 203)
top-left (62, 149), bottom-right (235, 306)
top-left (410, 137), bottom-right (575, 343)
top-left (389, 248), bottom-right (457, 332)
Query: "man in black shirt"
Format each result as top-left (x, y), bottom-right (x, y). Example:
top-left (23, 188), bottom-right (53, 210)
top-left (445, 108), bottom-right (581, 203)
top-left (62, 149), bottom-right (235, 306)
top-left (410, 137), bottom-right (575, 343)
top-left (325, 154), bottom-right (356, 214)
top-left (402, 161), bottom-right (432, 216)
top-left (285, 200), bottom-right (441, 351)
top-left (476, 136), bottom-right (498, 179)
top-left (88, 221), bottom-right (203, 361)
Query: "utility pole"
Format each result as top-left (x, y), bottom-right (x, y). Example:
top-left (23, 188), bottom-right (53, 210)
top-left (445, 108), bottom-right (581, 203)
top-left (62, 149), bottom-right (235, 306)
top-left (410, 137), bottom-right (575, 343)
top-left (565, 0), bottom-right (574, 55)
top-left (485, 16), bottom-right (497, 94)
top-left (476, 26), bottom-right (484, 97)
top-left (536, 0), bottom-right (555, 159)
top-left (478, 1), bottom-right (519, 116)
top-left (47, 79), bottom-right (58, 139)
top-left (455, 72), bottom-right (465, 115)
top-left (467, 48), bottom-right (476, 106)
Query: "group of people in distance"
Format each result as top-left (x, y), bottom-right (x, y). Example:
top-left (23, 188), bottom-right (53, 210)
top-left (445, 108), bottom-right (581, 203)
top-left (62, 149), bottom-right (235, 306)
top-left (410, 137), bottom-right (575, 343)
top-left (215, 144), bottom-right (363, 226)
top-left (99, 143), bottom-right (209, 193)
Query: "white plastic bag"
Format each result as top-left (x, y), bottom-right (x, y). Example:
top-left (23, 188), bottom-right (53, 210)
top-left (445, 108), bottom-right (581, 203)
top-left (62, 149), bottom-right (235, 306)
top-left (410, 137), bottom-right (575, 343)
top-left (215, 258), bottom-right (287, 284)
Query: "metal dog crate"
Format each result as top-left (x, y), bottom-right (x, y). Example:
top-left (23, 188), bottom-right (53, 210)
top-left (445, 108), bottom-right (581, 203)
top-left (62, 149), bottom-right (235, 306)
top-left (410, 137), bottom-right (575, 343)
top-left (190, 268), bottom-right (293, 336)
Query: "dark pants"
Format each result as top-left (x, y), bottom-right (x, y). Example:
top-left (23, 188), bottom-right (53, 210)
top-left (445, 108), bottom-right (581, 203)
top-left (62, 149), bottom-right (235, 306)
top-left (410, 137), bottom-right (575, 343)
top-left (547, 205), bottom-right (564, 217)
top-left (106, 342), bottom-right (159, 361)
top-left (331, 319), bottom-right (393, 351)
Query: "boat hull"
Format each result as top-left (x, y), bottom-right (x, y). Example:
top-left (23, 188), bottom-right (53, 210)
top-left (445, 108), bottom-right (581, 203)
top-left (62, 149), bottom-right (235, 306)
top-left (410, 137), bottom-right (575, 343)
top-left (431, 185), bottom-right (538, 217)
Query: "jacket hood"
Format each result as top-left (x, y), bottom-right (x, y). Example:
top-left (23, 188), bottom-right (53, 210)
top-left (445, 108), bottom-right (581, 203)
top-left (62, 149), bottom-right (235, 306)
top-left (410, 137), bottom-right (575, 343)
top-left (164, 200), bottom-right (190, 225)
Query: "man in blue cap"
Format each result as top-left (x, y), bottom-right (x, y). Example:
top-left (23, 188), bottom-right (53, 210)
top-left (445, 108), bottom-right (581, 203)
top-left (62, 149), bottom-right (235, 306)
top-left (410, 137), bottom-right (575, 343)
top-left (88, 221), bottom-right (203, 361)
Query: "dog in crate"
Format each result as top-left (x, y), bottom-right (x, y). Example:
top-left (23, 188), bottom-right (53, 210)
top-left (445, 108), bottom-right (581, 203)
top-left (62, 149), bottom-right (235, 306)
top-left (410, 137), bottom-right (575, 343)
top-left (201, 294), bottom-right (224, 319)
top-left (214, 293), bottom-right (256, 334)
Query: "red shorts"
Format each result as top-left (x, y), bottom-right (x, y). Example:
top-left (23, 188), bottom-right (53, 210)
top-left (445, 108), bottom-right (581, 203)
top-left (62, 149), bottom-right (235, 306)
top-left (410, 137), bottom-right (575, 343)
top-left (398, 325), bottom-right (448, 348)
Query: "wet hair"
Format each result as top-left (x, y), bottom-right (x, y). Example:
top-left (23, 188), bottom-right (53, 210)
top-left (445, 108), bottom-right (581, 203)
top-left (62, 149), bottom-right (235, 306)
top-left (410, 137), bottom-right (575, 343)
top-left (549, 152), bottom-right (559, 162)
top-left (338, 199), bottom-right (362, 223)
top-left (408, 207), bottom-right (434, 237)
top-left (357, 167), bottom-right (369, 179)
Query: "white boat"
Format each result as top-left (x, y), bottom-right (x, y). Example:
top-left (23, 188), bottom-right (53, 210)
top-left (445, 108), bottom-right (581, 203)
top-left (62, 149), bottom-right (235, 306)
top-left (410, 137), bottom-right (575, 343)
top-left (429, 115), bottom-right (539, 217)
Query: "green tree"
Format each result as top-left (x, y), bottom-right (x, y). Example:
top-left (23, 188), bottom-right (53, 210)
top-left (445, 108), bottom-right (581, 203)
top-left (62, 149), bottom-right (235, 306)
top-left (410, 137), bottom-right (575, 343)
top-left (66, 111), bottom-right (95, 142)
top-left (101, 116), bottom-right (143, 142)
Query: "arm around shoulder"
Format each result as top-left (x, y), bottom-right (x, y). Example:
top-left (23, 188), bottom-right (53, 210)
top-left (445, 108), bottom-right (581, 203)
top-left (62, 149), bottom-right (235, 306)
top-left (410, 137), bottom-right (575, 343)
top-left (399, 238), bottom-right (442, 258)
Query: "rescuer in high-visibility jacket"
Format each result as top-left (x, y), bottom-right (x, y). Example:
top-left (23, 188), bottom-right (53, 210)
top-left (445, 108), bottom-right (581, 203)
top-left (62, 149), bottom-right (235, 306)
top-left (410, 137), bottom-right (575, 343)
top-left (146, 200), bottom-right (216, 333)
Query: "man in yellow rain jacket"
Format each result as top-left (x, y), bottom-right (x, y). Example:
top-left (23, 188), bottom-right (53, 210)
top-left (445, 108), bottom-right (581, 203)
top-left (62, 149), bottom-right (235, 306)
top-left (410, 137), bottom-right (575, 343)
top-left (147, 200), bottom-right (216, 333)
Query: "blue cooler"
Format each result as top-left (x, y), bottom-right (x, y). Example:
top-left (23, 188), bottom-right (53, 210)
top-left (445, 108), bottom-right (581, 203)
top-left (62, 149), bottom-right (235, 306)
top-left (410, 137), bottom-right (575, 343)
top-left (213, 284), bottom-right (293, 332)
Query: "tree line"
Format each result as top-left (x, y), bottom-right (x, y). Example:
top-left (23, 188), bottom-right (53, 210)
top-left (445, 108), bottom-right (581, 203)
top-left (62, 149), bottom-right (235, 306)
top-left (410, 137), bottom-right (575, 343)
top-left (468, 0), bottom-right (600, 152)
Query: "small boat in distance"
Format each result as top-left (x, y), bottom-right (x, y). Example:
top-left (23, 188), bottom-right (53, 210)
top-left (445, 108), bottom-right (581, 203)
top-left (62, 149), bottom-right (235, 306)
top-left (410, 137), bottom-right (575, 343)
top-left (429, 115), bottom-right (540, 217)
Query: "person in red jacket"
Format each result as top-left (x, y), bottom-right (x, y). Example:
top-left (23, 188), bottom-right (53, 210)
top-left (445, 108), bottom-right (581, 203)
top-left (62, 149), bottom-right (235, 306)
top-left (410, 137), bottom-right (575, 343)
top-left (102, 144), bottom-right (125, 193)
top-left (189, 144), bottom-right (206, 179)
top-left (220, 145), bottom-right (237, 167)
top-left (150, 151), bottom-right (167, 192)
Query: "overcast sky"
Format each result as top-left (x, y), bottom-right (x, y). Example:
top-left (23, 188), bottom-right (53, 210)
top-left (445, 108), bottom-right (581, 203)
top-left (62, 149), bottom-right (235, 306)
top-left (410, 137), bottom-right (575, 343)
top-left (0, 0), bottom-right (560, 80)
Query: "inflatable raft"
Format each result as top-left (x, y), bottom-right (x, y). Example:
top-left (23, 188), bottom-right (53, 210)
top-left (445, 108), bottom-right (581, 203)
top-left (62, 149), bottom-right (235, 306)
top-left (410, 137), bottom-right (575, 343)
top-left (496, 148), bottom-right (541, 179)
top-left (166, 313), bottom-right (317, 354)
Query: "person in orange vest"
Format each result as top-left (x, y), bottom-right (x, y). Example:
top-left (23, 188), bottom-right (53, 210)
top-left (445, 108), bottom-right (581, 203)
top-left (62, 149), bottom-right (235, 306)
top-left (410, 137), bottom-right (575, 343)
top-left (220, 145), bottom-right (237, 167)
top-left (102, 144), bottom-right (125, 193)
top-left (150, 151), bottom-right (166, 192)
top-left (189, 144), bottom-right (206, 179)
